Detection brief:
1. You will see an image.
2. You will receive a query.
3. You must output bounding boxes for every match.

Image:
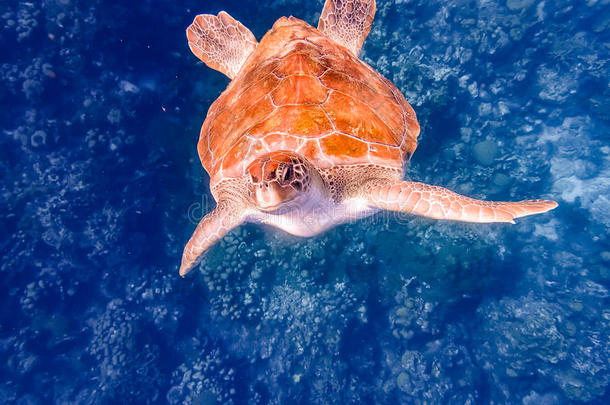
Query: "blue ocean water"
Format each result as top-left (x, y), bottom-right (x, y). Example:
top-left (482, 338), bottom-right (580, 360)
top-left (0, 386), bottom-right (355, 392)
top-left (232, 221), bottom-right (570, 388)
top-left (1, 0), bottom-right (609, 403)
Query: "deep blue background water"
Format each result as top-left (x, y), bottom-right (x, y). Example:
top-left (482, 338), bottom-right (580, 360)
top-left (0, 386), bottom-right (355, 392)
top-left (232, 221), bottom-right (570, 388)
top-left (1, 0), bottom-right (609, 403)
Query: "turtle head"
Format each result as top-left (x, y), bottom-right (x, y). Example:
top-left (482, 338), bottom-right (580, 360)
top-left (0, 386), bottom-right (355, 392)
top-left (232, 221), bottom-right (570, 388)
top-left (246, 151), bottom-right (321, 212)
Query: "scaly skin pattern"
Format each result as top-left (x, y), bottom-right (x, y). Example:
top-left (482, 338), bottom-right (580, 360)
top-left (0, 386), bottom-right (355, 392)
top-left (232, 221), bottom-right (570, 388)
top-left (196, 16), bottom-right (420, 188)
top-left (318, 0), bottom-right (376, 57)
top-left (179, 179), bottom-right (248, 276)
top-left (186, 12), bottom-right (258, 80)
top-left (317, 163), bottom-right (400, 203)
top-left (364, 180), bottom-right (558, 223)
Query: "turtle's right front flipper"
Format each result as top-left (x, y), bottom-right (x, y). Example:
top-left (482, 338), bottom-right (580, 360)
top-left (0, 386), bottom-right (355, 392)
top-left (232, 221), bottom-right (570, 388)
top-left (318, 0), bottom-right (376, 57)
top-left (187, 12), bottom-right (257, 79)
top-left (179, 200), bottom-right (245, 277)
top-left (365, 181), bottom-right (558, 224)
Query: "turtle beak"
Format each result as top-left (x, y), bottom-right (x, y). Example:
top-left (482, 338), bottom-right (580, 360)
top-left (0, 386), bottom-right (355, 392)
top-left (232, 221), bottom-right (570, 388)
top-left (253, 181), bottom-right (297, 211)
top-left (255, 185), bottom-right (277, 210)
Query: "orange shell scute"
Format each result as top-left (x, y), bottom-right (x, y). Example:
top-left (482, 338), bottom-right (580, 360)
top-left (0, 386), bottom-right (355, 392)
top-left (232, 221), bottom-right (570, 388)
top-left (323, 91), bottom-right (397, 145)
top-left (320, 133), bottom-right (368, 162)
top-left (197, 17), bottom-right (420, 186)
top-left (319, 69), bottom-right (404, 136)
top-left (274, 53), bottom-right (327, 77)
top-left (271, 75), bottom-right (329, 105)
top-left (247, 105), bottom-right (334, 138)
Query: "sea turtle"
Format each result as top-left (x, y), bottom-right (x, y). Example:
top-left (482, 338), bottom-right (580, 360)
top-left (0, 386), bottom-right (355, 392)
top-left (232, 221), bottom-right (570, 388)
top-left (179, 0), bottom-right (557, 276)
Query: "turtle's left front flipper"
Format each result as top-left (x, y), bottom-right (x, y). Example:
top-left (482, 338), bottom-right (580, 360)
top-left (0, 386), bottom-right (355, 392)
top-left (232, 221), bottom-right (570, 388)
top-left (179, 200), bottom-right (245, 277)
top-left (366, 181), bottom-right (558, 223)
top-left (187, 12), bottom-right (257, 79)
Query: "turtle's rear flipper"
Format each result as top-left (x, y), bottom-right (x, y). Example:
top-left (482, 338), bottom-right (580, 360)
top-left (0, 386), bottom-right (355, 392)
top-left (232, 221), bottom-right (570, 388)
top-left (318, 0), bottom-right (376, 57)
top-left (366, 181), bottom-right (558, 223)
top-left (187, 12), bottom-right (257, 79)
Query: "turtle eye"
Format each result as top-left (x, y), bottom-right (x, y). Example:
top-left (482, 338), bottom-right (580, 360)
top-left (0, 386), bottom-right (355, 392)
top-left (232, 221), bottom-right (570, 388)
top-left (281, 165), bottom-right (293, 182)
